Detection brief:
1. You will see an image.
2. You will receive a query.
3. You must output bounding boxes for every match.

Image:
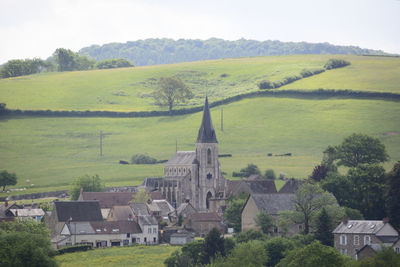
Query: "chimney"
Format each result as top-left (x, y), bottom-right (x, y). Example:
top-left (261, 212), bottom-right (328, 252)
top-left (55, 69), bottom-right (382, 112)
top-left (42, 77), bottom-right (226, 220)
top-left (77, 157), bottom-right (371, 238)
top-left (382, 217), bottom-right (389, 223)
top-left (342, 217), bottom-right (349, 224)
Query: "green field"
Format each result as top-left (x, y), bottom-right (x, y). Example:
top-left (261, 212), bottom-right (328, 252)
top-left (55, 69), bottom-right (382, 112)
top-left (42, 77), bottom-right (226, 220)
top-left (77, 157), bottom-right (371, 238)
top-left (55, 245), bottom-right (178, 267)
top-left (1, 55), bottom-right (399, 112)
top-left (0, 97), bottom-right (399, 196)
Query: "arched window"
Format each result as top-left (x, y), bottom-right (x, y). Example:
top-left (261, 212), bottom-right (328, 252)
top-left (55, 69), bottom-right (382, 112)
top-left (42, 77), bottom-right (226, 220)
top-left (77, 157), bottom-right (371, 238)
top-left (207, 148), bottom-right (212, 165)
top-left (206, 192), bottom-right (212, 210)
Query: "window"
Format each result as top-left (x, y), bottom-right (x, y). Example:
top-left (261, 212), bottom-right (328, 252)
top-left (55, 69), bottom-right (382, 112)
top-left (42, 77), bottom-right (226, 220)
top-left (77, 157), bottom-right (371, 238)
top-left (137, 238), bottom-right (140, 243)
top-left (364, 235), bottom-right (371, 245)
top-left (154, 237), bottom-right (157, 243)
top-left (273, 227), bottom-right (278, 233)
top-left (340, 235), bottom-right (347, 245)
top-left (127, 233), bottom-right (130, 238)
top-left (395, 247), bottom-right (400, 253)
top-left (153, 228), bottom-right (157, 234)
top-left (207, 148), bottom-right (212, 165)
top-left (148, 228), bottom-right (151, 234)
top-left (123, 239), bottom-right (129, 246)
top-left (340, 248), bottom-right (347, 255)
top-left (354, 235), bottom-right (359, 246)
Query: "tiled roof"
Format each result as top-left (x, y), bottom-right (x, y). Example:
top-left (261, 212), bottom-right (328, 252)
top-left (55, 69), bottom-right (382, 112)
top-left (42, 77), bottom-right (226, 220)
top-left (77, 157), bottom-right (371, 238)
top-left (90, 221), bottom-right (142, 234)
top-left (10, 209), bottom-right (45, 217)
top-left (279, 178), bottom-right (302, 193)
top-left (54, 201), bottom-right (103, 222)
top-left (197, 97), bottom-right (217, 143)
top-left (191, 212), bottom-right (222, 222)
top-left (67, 222), bottom-right (95, 235)
top-left (246, 180), bottom-right (277, 194)
top-left (150, 191), bottom-right (164, 200)
top-left (80, 192), bottom-right (134, 208)
top-left (333, 220), bottom-right (394, 235)
top-left (138, 215), bottom-right (158, 226)
top-left (251, 193), bottom-right (295, 215)
top-left (153, 200), bottom-right (175, 216)
top-left (108, 206), bottom-right (134, 221)
top-left (130, 203), bottom-right (150, 216)
top-left (166, 151), bottom-right (196, 165)
top-left (141, 177), bottom-right (164, 187)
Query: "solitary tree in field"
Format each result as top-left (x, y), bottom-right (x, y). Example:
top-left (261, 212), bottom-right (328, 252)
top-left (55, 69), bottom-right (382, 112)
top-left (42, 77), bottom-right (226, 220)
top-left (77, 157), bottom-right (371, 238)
top-left (0, 170), bottom-right (17, 192)
top-left (152, 76), bottom-right (193, 112)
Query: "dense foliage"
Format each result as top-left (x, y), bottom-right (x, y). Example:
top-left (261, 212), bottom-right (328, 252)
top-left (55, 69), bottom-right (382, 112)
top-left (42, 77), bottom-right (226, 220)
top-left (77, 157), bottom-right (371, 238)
top-left (131, 153), bottom-right (158, 164)
top-left (224, 194), bottom-right (248, 232)
top-left (78, 38), bottom-right (385, 66)
top-left (324, 58), bottom-right (351, 70)
top-left (69, 174), bottom-right (105, 200)
top-left (0, 220), bottom-right (58, 267)
top-left (385, 161), bottom-right (400, 228)
top-left (0, 58), bottom-right (54, 78)
top-left (232, 163), bottom-right (261, 177)
top-left (95, 58), bottom-right (134, 69)
top-left (53, 48), bottom-right (95, 71)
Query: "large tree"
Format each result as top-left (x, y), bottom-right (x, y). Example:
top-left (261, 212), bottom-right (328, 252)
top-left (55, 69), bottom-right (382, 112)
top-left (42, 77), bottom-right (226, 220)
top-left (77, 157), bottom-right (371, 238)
top-left (152, 76), bottom-right (193, 111)
top-left (385, 161), bottom-right (400, 228)
top-left (69, 174), bottom-right (105, 200)
top-left (314, 208), bottom-right (334, 246)
top-left (202, 228), bottom-right (225, 264)
top-left (224, 194), bottom-right (247, 232)
top-left (255, 211), bottom-right (274, 234)
top-left (280, 182), bottom-right (343, 234)
top-left (335, 133), bottom-right (388, 167)
top-left (0, 170), bottom-right (17, 192)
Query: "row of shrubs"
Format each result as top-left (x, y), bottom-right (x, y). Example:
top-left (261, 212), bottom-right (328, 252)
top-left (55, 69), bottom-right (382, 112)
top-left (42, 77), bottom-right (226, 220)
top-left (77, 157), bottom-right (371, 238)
top-left (1, 89), bottom-right (399, 118)
top-left (258, 58), bottom-right (350, 90)
top-left (57, 244), bottom-right (92, 255)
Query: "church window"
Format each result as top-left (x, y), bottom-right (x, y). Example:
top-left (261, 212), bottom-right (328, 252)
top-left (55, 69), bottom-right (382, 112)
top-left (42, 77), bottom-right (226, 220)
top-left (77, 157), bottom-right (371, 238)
top-left (206, 192), bottom-right (212, 210)
top-left (207, 173), bottom-right (213, 179)
top-left (207, 148), bottom-right (212, 165)
top-left (178, 168), bottom-right (181, 173)
top-left (184, 168), bottom-right (186, 173)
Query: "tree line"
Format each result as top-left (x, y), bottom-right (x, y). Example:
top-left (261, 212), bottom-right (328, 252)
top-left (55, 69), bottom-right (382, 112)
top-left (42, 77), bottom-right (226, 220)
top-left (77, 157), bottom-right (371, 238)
top-left (78, 38), bottom-right (387, 66)
top-left (0, 48), bottom-right (134, 79)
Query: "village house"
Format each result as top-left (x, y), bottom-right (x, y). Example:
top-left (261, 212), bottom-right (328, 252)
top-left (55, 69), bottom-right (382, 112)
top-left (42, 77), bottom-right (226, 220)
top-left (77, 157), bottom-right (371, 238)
top-left (187, 212), bottom-right (224, 236)
top-left (176, 201), bottom-right (197, 224)
top-left (170, 229), bottom-right (195, 245)
top-left (332, 219), bottom-right (399, 259)
top-left (241, 193), bottom-right (302, 236)
top-left (227, 178), bottom-right (277, 197)
top-left (9, 208), bottom-right (45, 222)
top-left (0, 201), bottom-right (21, 222)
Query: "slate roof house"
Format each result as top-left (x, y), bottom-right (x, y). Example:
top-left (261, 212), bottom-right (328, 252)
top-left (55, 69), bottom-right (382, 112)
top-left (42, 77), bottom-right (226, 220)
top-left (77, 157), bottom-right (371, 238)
top-left (241, 193), bottom-right (301, 236)
top-left (187, 212), bottom-right (224, 236)
top-left (0, 201), bottom-right (21, 222)
top-left (278, 178), bottom-right (301, 193)
top-left (228, 179), bottom-right (277, 197)
top-left (332, 219), bottom-right (399, 259)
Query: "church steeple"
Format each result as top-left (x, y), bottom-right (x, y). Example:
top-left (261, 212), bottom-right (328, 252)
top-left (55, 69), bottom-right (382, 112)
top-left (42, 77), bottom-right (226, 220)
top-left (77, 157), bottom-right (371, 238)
top-left (196, 97), bottom-right (217, 143)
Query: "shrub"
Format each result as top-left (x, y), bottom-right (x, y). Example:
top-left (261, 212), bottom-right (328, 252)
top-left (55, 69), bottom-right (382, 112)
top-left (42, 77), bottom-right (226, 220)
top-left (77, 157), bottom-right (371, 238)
top-left (119, 160), bottom-right (129, 164)
top-left (324, 58), bottom-right (350, 70)
top-left (258, 80), bottom-right (274, 89)
top-left (57, 244), bottom-right (92, 254)
top-left (130, 154), bottom-right (158, 164)
top-left (264, 169), bottom-right (276, 180)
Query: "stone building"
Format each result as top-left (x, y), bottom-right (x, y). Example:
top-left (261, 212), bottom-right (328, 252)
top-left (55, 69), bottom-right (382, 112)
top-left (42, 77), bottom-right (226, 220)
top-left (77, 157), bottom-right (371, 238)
top-left (332, 219), bottom-right (399, 259)
top-left (143, 97), bottom-right (227, 212)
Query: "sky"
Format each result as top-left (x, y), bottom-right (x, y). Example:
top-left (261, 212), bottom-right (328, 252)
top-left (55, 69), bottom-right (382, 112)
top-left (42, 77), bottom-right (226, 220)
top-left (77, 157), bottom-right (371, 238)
top-left (1, 0), bottom-right (399, 64)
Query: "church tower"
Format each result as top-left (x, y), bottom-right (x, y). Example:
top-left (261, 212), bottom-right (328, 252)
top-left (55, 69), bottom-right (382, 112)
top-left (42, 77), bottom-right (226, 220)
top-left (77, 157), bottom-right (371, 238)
top-left (194, 97), bottom-right (222, 211)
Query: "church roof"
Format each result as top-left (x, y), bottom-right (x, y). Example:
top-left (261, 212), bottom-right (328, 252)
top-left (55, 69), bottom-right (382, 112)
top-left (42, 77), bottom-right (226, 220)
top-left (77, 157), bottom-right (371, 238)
top-left (196, 97), bottom-right (217, 143)
top-left (166, 151), bottom-right (196, 165)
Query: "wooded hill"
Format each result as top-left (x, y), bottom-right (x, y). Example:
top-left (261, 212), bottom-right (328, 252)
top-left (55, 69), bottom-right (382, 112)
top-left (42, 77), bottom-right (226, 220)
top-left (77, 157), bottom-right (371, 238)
top-left (79, 38), bottom-right (387, 66)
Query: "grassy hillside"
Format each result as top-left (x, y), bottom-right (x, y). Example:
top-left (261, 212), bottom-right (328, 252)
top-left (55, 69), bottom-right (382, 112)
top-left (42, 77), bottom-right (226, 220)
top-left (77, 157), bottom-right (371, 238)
top-left (1, 97), bottom-right (399, 196)
top-left (1, 55), bottom-right (399, 112)
top-left (55, 245), bottom-right (178, 267)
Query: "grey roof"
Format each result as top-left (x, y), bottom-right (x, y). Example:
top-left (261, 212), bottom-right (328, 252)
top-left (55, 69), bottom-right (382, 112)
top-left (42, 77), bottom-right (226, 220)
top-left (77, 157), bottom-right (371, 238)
top-left (153, 200), bottom-right (175, 216)
top-left (196, 97), bottom-right (217, 143)
top-left (108, 206), bottom-right (134, 221)
top-left (67, 222), bottom-right (95, 235)
top-left (130, 203), bottom-right (150, 216)
top-left (279, 178), bottom-right (302, 193)
top-left (166, 151), bottom-right (196, 165)
top-left (176, 202), bottom-right (196, 215)
top-left (191, 212), bottom-right (222, 222)
top-left (170, 230), bottom-right (195, 238)
top-left (90, 221), bottom-right (142, 234)
top-left (251, 193), bottom-right (295, 215)
top-left (138, 215), bottom-right (158, 226)
top-left (333, 220), bottom-right (388, 234)
top-left (10, 209), bottom-right (45, 217)
top-left (141, 177), bottom-right (163, 187)
top-left (54, 201), bottom-right (103, 222)
top-left (246, 180), bottom-right (277, 194)
top-left (377, 235), bottom-right (399, 243)
top-left (80, 192), bottom-right (134, 208)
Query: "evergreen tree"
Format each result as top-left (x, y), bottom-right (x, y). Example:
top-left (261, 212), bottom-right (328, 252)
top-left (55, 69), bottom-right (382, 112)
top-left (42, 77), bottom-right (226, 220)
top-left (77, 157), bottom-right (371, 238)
top-left (202, 228), bottom-right (225, 264)
top-left (315, 208), bottom-right (334, 246)
top-left (386, 161), bottom-right (400, 229)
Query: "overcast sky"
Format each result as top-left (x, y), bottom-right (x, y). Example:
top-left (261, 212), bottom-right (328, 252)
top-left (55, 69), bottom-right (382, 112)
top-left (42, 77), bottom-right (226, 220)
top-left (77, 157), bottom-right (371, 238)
top-left (1, 0), bottom-right (399, 64)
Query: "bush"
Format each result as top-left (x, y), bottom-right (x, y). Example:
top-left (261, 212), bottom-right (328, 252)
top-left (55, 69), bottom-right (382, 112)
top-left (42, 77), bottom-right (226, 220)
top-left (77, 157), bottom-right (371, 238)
top-left (119, 160), bottom-right (129, 164)
top-left (264, 169), bottom-right (276, 180)
top-left (258, 80), bottom-right (274, 89)
top-left (57, 244), bottom-right (92, 254)
top-left (130, 154), bottom-right (158, 164)
top-left (324, 58), bottom-right (350, 70)
top-left (95, 58), bottom-right (134, 69)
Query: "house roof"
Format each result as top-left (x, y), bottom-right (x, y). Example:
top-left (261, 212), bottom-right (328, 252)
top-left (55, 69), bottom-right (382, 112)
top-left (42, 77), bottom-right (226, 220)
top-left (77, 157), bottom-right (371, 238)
top-left (226, 180), bottom-right (242, 196)
top-left (196, 97), bottom-right (217, 143)
top-left (80, 192), bottom-right (134, 208)
top-left (141, 177), bottom-right (164, 188)
top-left (166, 151), bottom-right (196, 165)
top-left (90, 220), bottom-right (142, 234)
top-left (251, 193), bottom-right (295, 215)
top-left (356, 244), bottom-right (382, 256)
top-left (153, 200), bottom-right (175, 216)
top-left (10, 208), bottom-right (45, 217)
top-left (176, 202), bottom-right (196, 215)
top-left (191, 212), bottom-right (222, 222)
top-left (67, 222), bottom-right (95, 235)
top-left (130, 203), bottom-right (150, 216)
top-left (333, 220), bottom-right (399, 235)
top-left (108, 206), bottom-right (134, 221)
top-left (279, 178), bottom-right (301, 193)
top-left (138, 215), bottom-right (158, 226)
top-left (54, 201), bottom-right (103, 222)
top-left (245, 180), bottom-right (277, 194)
top-left (150, 191), bottom-right (164, 200)
top-left (170, 230), bottom-right (195, 238)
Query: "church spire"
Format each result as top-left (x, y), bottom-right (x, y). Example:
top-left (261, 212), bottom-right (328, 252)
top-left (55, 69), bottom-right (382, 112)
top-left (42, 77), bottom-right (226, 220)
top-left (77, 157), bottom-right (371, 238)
top-left (196, 96), bottom-right (217, 143)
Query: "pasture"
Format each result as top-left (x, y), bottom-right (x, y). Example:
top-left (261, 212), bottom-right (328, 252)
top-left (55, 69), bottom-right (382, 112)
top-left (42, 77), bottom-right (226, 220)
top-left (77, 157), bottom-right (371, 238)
top-left (55, 245), bottom-right (178, 267)
top-left (1, 55), bottom-right (399, 112)
top-left (1, 97), bottom-right (399, 196)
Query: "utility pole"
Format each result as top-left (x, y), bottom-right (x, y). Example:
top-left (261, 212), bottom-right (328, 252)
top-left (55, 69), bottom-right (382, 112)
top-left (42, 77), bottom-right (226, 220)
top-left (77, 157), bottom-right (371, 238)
top-left (100, 130), bottom-right (103, 156)
top-left (221, 108), bottom-right (223, 131)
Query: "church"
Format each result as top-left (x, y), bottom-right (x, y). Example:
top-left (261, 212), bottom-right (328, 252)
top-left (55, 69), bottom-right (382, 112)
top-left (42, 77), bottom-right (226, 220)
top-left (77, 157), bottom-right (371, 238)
top-left (142, 97), bottom-right (228, 212)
